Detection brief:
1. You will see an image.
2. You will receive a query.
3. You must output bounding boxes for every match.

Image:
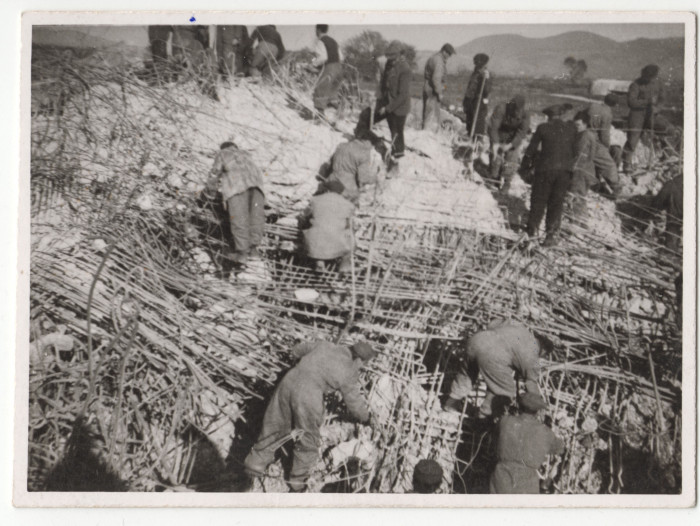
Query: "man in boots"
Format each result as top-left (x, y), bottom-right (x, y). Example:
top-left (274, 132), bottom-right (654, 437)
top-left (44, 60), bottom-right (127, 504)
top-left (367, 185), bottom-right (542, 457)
top-left (488, 94), bottom-right (531, 193)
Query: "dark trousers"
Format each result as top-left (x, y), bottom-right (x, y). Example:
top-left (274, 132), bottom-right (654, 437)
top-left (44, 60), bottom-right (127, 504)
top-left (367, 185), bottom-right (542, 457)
top-left (356, 107), bottom-right (407, 158)
top-left (526, 170), bottom-right (571, 236)
top-left (227, 187), bottom-right (265, 263)
top-left (465, 99), bottom-right (488, 138)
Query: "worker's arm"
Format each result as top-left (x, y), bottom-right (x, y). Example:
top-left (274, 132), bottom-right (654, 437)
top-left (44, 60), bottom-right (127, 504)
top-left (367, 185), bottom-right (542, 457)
top-left (339, 373), bottom-right (370, 423)
top-left (311, 39), bottom-right (327, 68)
top-left (627, 82), bottom-right (647, 110)
top-left (384, 65), bottom-right (411, 115)
top-left (511, 112), bottom-right (531, 151)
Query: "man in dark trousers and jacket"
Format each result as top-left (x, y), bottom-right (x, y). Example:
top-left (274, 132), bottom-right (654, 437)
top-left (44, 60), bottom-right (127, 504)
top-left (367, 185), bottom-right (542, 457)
top-left (652, 175), bottom-right (683, 252)
top-left (422, 43), bottom-right (456, 132)
top-left (205, 141), bottom-right (265, 268)
top-left (490, 392), bottom-right (564, 494)
top-left (622, 64), bottom-right (670, 173)
top-left (463, 53), bottom-right (492, 140)
top-left (354, 41), bottom-right (412, 167)
top-left (311, 25), bottom-right (344, 114)
top-left (488, 94), bottom-right (530, 193)
top-left (325, 135), bottom-right (383, 204)
top-left (522, 104), bottom-right (577, 247)
top-left (444, 320), bottom-right (544, 418)
top-left (244, 340), bottom-right (375, 492)
top-left (216, 25), bottom-right (249, 78)
top-left (249, 25), bottom-right (285, 78)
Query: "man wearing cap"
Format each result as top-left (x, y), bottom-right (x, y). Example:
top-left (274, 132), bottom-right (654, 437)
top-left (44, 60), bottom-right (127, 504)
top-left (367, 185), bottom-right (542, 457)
top-left (325, 136), bottom-right (384, 205)
top-left (422, 43), bottom-right (456, 132)
top-left (205, 141), bottom-right (265, 269)
top-left (444, 320), bottom-right (545, 418)
top-left (244, 340), bottom-right (375, 492)
top-left (488, 94), bottom-right (531, 193)
top-left (354, 40), bottom-right (412, 166)
top-left (311, 25), bottom-right (344, 114)
top-left (412, 459), bottom-right (444, 493)
top-left (622, 64), bottom-right (670, 173)
top-left (463, 53), bottom-right (492, 140)
top-left (522, 104), bottom-right (577, 247)
top-left (300, 180), bottom-right (355, 274)
top-left (490, 392), bottom-right (564, 494)
top-left (585, 95), bottom-right (623, 195)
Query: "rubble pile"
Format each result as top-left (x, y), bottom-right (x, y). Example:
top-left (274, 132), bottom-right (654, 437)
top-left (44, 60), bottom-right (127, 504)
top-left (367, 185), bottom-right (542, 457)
top-left (29, 54), bottom-right (681, 494)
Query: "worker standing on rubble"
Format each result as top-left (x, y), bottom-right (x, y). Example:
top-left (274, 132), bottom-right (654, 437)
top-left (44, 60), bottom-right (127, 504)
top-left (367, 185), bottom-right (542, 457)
top-left (652, 174), bottom-right (683, 252)
top-left (622, 64), bottom-right (670, 174)
top-left (311, 25), bottom-right (344, 115)
top-left (585, 94), bottom-right (623, 193)
top-left (205, 141), bottom-right (265, 274)
top-left (422, 43), bottom-right (456, 132)
top-left (411, 459), bottom-right (444, 494)
top-left (324, 134), bottom-right (384, 204)
top-left (354, 41), bottom-right (412, 170)
top-left (300, 180), bottom-right (355, 274)
top-left (443, 320), bottom-right (546, 418)
top-left (522, 104), bottom-right (577, 247)
top-left (244, 340), bottom-right (375, 492)
top-left (490, 392), bottom-right (564, 494)
top-left (249, 25), bottom-right (285, 78)
top-left (463, 53), bottom-right (492, 141)
top-left (216, 25), bottom-right (249, 79)
top-left (488, 94), bottom-right (530, 194)
top-left (570, 110), bottom-right (607, 222)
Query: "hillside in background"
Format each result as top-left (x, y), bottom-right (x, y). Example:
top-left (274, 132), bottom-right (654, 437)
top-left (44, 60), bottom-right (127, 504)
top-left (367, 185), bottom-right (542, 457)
top-left (416, 31), bottom-right (684, 80)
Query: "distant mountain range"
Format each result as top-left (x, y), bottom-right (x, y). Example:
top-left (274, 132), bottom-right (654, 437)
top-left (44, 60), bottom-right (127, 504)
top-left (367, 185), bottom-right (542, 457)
top-left (416, 31), bottom-right (684, 81)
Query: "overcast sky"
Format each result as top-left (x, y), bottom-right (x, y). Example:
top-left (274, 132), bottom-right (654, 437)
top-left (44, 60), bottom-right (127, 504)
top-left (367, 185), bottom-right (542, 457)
top-left (69, 23), bottom-right (684, 51)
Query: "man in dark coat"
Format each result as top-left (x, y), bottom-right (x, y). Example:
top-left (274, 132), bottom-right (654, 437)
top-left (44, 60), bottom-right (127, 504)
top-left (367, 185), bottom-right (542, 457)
top-left (354, 40), bottom-right (412, 166)
top-left (488, 94), bottom-right (530, 193)
top-left (249, 25), bottom-right (285, 77)
top-left (522, 104), bottom-right (577, 247)
top-left (422, 43), bottom-right (456, 132)
top-left (490, 392), bottom-right (564, 494)
top-left (244, 340), bottom-right (375, 492)
top-left (312, 25), bottom-right (344, 113)
top-left (463, 53), bottom-right (492, 140)
top-left (444, 320), bottom-right (544, 418)
top-left (622, 64), bottom-right (671, 173)
top-left (301, 180), bottom-right (355, 273)
top-left (216, 25), bottom-right (249, 78)
top-left (652, 175), bottom-right (683, 252)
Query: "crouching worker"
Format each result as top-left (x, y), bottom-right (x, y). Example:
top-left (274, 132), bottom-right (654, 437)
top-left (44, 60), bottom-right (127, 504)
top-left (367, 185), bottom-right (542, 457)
top-left (244, 340), bottom-right (376, 492)
top-left (490, 392), bottom-right (564, 494)
top-left (301, 180), bottom-right (355, 274)
top-left (205, 141), bottom-right (265, 272)
top-left (443, 320), bottom-right (547, 418)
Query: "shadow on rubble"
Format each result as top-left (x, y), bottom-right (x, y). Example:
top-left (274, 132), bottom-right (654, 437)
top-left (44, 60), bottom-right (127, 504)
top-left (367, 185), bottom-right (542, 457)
top-left (615, 194), bottom-right (658, 234)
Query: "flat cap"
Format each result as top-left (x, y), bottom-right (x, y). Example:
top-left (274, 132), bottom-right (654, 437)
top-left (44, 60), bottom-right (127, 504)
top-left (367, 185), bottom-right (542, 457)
top-left (351, 342), bottom-right (376, 361)
top-left (519, 392), bottom-right (547, 413)
top-left (440, 43), bottom-right (456, 56)
top-left (413, 459), bottom-right (443, 487)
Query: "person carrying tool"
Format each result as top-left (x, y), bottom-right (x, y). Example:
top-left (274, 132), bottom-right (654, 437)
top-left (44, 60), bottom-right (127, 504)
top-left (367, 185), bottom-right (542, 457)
top-left (323, 135), bottom-right (384, 205)
top-left (443, 320), bottom-right (547, 418)
top-left (488, 94), bottom-right (530, 193)
top-left (249, 25), bottom-right (285, 78)
top-left (205, 141), bottom-right (265, 272)
top-left (462, 53), bottom-right (492, 141)
top-left (522, 104), bottom-right (577, 247)
top-left (622, 64), bottom-right (670, 174)
top-left (300, 180), bottom-right (355, 274)
top-left (652, 174), bottom-right (683, 253)
top-left (311, 25), bottom-right (344, 115)
top-left (490, 392), bottom-right (564, 494)
top-left (411, 459), bottom-right (444, 494)
top-left (354, 41), bottom-right (412, 169)
top-left (244, 340), bottom-right (376, 492)
top-left (422, 43), bottom-right (456, 132)
top-left (216, 25), bottom-right (249, 79)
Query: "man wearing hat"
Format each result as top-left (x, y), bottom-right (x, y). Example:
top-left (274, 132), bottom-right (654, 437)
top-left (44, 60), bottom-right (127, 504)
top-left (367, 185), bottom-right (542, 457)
top-left (622, 64), bottom-right (670, 173)
top-left (488, 94), bottom-right (531, 193)
top-left (301, 180), bottom-right (356, 274)
top-left (422, 43), bottom-right (456, 132)
top-left (412, 459), bottom-right (444, 493)
top-left (463, 53), bottom-right (492, 140)
top-left (244, 339), bottom-right (376, 492)
top-left (443, 320), bottom-right (547, 418)
top-left (490, 392), bottom-right (564, 494)
top-left (354, 40), bottom-right (412, 167)
top-left (521, 104), bottom-right (577, 247)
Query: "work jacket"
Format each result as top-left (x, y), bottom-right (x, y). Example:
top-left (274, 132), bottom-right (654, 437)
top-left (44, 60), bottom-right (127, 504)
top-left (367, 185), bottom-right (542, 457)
top-left (573, 129), bottom-right (598, 183)
top-left (489, 103), bottom-right (530, 149)
top-left (423, 52), bottom-right (447, 99)
top-left (627, 77), bottom-right (664, 114)
top-left (380, 56), bottom-right (412, 116)
top-left (523, 118), bottom-right (577, 173)
top-left (207, 147), bottom-right (265, 201)
top-left (290, 340), bottom-right (370, 423)
top-left (251, 25), bottom-right (285, 59)
top-left (302, 192), bottom-right (354, 260)
top-left (586, 102), bottom-right (614, 147)
top-left (328, 139), bottom-right (380, 203)
top-left (463, 67), bottom-right (491, 107)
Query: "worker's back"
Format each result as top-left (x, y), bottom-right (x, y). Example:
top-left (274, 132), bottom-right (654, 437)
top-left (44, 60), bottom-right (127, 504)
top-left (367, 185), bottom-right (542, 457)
top-left (527, 119), bottom-right (576, 172)
top-left (329, 140), bottom-right (377, 202)
top-left (628, 76), bottom-right (664, 112)
top-left (587, 102), bottom-right (613, 145)
top-left (303, 192), bottom-right (354, 260)
top-left (211, 147), bottom-right (264, 200)
top-left (467, 321), bottom-right (539, 369)
top-left (423, 53), bottom-right (445, 92)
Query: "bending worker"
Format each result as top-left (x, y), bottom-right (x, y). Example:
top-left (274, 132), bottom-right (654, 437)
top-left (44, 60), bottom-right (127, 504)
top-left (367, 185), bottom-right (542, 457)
top-left (311, 25), bottom-right (344, 115)
top-left (490, 392), bottom-right (564, 494)
top-left (488, 94), bottom-right (530, 194)
top-left (422, 43), bottom-right (456, 132)
top-left (444, 320), bottom-right (545, 418)
top-left (324, 134), bottom-right (383, 204)
top-left (244, 340), bottom-right (376, 492)
top-left (301, 180), bottom-right (355, 274)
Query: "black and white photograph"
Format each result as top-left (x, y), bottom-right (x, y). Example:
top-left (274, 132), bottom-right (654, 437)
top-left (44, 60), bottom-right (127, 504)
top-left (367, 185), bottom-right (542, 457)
top-left (14, 8), bottom-right (696, 508)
